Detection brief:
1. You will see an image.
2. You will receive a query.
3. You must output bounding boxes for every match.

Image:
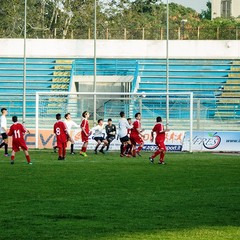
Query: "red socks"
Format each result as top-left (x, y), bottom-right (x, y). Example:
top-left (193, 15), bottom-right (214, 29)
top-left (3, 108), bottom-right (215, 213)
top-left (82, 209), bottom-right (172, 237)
top-left (160, 152), bottom-right (165, 162)
top-left (81, 146), bottom-right (87, 152)
top-left (62, 148), bottom-right (66, 158)
top-left (137, 146), bottom-right (142, 152)
top-left (151, 149), bottom-right (161, 159)
top-left (58, 147), bottom-right (63, 157)
top-left (26, 155), bottom-right (31, 163)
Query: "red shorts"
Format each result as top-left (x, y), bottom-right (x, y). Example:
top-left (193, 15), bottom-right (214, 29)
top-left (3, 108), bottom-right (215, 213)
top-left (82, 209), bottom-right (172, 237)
top-left (57, 141), bottom-right (67, 149)
top-left (156, 141), bottom-right (166, 151)
top-left (81, 132), bottom-right (89, 143)
top-left (130, 135), bottom-right (144, 145)
top-left (12, 139), bottom-right (28, 152)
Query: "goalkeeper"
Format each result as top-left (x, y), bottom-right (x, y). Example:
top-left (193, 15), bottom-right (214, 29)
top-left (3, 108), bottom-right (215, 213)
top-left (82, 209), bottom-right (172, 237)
top-left (105, 118), bottom-right (116, 151)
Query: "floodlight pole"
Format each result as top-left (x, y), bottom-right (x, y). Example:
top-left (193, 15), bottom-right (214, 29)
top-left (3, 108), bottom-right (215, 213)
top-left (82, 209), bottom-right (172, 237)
top-left (23, 0), bottom-right (27, 124)
top-left (93, 0), bottom-right (97, 125)
top-left (166, 0), bottom-right (170, 128)
top-left (35, 92), bottom-right (39, 148)
top-left (190, 92), bottom-right (193, 153)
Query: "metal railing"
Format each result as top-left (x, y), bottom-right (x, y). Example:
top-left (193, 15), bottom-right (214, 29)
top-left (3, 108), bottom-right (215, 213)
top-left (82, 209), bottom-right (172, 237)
top-left (22, 26), bottom-right (240, 40)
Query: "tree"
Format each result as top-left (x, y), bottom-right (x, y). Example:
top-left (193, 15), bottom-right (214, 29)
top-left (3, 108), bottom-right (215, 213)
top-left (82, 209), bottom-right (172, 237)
top-left (0, 0), bottom-right (25, 38)
top-left (0, 0), bottom-right (239, 40)
top-left (200, 1), bottom-right (211, 20)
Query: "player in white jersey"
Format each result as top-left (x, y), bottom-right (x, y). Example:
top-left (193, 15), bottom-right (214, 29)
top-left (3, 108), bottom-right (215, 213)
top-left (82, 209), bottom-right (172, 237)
top-left (118, 111), bottom-right (132, 157)
top-left (0, 108), bottom-right (9, 156)
top-left (91, 119), bottom-right (108, 154)
top-left (64, 113), bottom-right (79, 154)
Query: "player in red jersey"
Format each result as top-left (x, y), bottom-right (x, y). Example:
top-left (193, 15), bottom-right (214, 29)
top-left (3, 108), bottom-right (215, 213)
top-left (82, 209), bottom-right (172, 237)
top-left (127, 118), bottom-right (132, 137)
top-left (7, 116), bottom-right (32, 164)
top-left (53, 113), bottom-right (69, 160)
top-left (79, 111), bottom-right (90, 157)
top-left (130, 112), bottom-right (144, 157)
top-left (149, 116), bottom-right (169, 164)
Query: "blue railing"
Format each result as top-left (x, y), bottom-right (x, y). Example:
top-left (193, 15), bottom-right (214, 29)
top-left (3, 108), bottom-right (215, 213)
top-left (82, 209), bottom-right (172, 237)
top-left (68, 61), bottom-right (75, 91)
top-left (131, 61), bottom-right (140, 92)
top-left (74, 59), bottom-right (136, 76)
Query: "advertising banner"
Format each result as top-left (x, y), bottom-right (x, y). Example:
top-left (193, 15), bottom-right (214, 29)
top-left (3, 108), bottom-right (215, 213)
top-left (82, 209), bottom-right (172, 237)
top-left (72, 130), bottom-right (185, 152)
top-left (2, 129), bottom-right (239, 152)
top-left (5, 129), bottom-right (57, 149)
top-left (3, 129), bottom-right (185, 152)
top-left (183, 131), bottom-right (240, 152)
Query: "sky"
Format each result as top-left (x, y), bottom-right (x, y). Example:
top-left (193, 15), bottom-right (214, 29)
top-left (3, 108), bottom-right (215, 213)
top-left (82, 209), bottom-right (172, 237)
top-left (101, 0), bottom-right (208, 14)
top-left (163, 0), bottom-right (208, 13)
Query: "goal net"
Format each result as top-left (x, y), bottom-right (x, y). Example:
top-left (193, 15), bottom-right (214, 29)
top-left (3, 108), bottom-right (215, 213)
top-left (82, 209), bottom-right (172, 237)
top-left (36, 91), bottom-right (193, 152)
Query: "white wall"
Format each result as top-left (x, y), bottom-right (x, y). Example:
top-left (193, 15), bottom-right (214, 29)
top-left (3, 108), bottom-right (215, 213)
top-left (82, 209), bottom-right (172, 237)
top-left (0, 39), bottom-right (239, 59)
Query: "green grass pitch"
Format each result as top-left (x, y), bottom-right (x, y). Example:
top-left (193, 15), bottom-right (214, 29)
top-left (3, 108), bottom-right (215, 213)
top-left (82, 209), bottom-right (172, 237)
top-left (0, 150), bottom-right (239, 240)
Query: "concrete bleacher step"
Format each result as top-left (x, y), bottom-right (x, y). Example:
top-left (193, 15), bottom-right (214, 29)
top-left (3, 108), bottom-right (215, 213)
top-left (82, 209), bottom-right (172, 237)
top-left (221, 92), bottom-right (240, 97)
top-left (215, 113), bottom-right (239, 118)
top-left (53, 71), bottom-right (71, 76)
top-left (224, 86), bottom-right (240, 90)
top-left (226, 80), bottom-right (240, 84)
top-left (217, 105), bottom-right (236, 110)
top-left (54, 66), bottom-right (72, 70)
top-left (51, 84), bottom-right (69, 89)
top-left (230, 67), bottom-right (240, 71)
top-left (55, 60), bottom-right (73, 64)
top-left (52, 78), bottom-right (70, 83)
top-left (228, 73), bottom-right (240, 77)
top-left (214, 113), bottom-right (236, 118)
top-left (218, 98), bottom-right (240, 104)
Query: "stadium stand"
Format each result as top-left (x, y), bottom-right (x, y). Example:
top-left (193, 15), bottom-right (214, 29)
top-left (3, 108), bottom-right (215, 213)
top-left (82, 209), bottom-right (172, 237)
top-left (0, 58), bottom-right (239, 129)
top-left (214, 62), bottom-right (240, 119)
top-left (135, 59), bottom-right (240, 120)
top-left (0, 58), bottom-right (72, 121)
top-left (73, 59), bottom-right (240, 121)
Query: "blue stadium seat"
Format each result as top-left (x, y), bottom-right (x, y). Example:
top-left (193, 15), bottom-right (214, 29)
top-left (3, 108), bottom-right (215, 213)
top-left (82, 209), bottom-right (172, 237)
top-left (0, 58), bottom-right (239, 127)
top-left (0, 58), bottom-right (72, 120)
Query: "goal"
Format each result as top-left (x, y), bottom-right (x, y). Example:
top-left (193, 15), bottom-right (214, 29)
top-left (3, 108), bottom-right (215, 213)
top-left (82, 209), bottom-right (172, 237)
top-left (35, 91), bottom-right (193, 151)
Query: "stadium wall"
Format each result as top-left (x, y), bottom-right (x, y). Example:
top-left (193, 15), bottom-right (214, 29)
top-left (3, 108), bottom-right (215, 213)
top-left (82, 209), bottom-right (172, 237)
top-left (0, 39), bottom-right (239, 59)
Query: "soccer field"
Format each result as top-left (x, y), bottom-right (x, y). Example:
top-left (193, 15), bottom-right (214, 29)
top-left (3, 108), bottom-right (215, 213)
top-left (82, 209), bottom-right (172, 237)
top-left (0, 150), bottom-right (239, 240)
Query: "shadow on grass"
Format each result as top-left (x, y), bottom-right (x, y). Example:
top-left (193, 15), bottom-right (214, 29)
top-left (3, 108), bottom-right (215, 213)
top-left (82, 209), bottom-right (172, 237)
top-left (36, 213), bottom-right (96, 221)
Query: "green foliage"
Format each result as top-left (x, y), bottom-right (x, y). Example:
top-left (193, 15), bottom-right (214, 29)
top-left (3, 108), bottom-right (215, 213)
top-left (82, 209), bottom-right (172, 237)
top-left (0, 0), bottom-right (239, 39)
top-left (200, 1), bottom-right (212, 20)
top-left (0, 0), bottom-right (25, 38)
top-left (0, 150), bottom-right (240, 239)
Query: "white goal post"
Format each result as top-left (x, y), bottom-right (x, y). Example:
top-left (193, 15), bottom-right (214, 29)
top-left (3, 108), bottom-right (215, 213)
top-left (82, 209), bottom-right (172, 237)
top-left (35, 91), bottom-right (193, 152)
